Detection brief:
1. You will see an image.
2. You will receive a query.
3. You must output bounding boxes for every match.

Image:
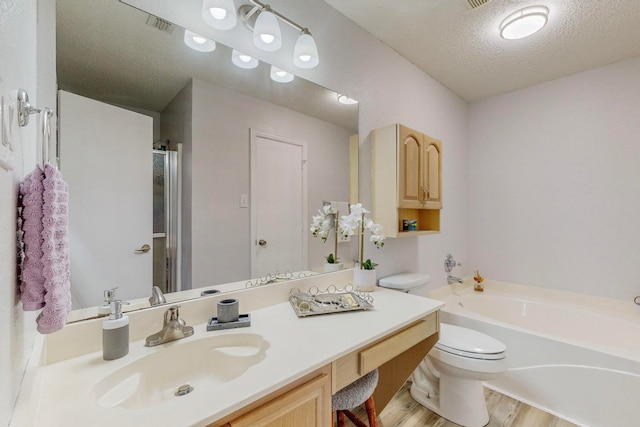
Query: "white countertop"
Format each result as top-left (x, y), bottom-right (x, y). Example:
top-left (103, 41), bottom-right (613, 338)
top-left (13, 288), bottom-right (442, 427)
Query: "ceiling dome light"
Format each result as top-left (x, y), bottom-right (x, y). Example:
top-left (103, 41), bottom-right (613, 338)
top-left (293, 30), bottom-right (319, 69)
top-left (500, 6), bottom-right (549, 40)
top-left (270, 66), bottom-right (294, 83)
top-left (184, 29), bottom-right (216, 52)
top-left (231, 49), bottom-right (259, 69)
top-left (202, 0), bottom-right (237, 30)
top-left (337, 94), bottom-right (358, 105)
top-left (253, 7), bottom-right (282, 51)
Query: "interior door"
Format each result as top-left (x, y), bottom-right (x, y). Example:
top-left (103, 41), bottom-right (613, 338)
top-left (251, 130), bottom-right (307, 277)
top-left (58, 90), bottom-right (153, 308)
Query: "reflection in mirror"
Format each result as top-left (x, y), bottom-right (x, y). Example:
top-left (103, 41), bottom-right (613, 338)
top-left (56, 0), bottom-right (358, 319)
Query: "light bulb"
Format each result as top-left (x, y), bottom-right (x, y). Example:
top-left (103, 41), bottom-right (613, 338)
top-left (260, 34), bottom-right (275, 44)
top-left (337, 94), bottom-right (358, 105)
top-left (183, 29), bottom-right (216, 52)
top-left (209, 7), bottom-right (227, 20)
top-left (270, 66), bottom-right (294, 83)
top-left (202, 0), bottom-right (237, 30)
top-left (232, 49), bottom-right (259, 69)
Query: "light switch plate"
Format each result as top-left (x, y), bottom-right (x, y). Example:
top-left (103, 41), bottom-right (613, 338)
top-left (240, 194), bottom-right (249, 208)
top-left (0, 74), bottom-right (15, 171)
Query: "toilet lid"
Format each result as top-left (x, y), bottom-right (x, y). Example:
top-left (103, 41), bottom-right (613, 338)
top-left (436, 324), bottom-right (506, 360)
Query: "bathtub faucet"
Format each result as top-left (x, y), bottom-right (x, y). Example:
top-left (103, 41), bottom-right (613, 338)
top-left (444, 254), bottom-right (463, 285)
top-left (447, 275), bottom-right (464, 285)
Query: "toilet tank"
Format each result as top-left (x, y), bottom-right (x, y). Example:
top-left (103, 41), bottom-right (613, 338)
top-left (378, 273), bottom-right (431, 296)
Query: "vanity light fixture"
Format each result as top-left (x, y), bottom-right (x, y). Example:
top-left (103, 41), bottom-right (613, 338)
top-left (293, 29), bottom-right (319, 69)
top-left (202, 0), bottom-right (237, 30)
top-left (252, 5), bottom-right (282, 51)
top-left (337, 94), bottom-right (358, 105)
top-left (500, 5), bottom-right (549, 40)
top-left (184, 29), bottom-right (217, 52)
top-left (237, 0), bottom-right (320, 68)
top-left (232, 49), bottom-right (259, 69)
top-left (270, 66), bottom-right (295, 83)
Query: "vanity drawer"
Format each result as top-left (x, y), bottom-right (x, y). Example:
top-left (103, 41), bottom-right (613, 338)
top-left (332, 311), bottom-right (438, 393)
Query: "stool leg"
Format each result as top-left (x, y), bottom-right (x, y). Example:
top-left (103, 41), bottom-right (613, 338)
top-left (337, 410), bottom-right (346, 427)
top-left (365, 396), bottom-right (378, 427)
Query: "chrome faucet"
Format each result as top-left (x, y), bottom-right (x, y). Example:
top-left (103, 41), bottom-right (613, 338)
top-left (149, 286), bottom-right (166, 306)
top-left (444, 254), bottom-right (463, 285)
top-left (145, 305), bottom-right (194, 347)
top-left (447, 275), bottom-right (464, 284)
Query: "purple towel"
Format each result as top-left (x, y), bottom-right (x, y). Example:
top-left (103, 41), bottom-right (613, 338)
top-left (36, 164), bottom-right (72, 334)
top-left (19, 165), bottom-right (46, 311)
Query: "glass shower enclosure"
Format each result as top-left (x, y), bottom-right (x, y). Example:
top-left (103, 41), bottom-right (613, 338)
top-left (153, 149), bottom-right (181, 294)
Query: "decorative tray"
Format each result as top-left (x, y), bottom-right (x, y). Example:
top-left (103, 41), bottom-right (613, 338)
top-left (246, 271), bottom-right (313, 288)
top-left (289, 285), bottom-right (374, 317)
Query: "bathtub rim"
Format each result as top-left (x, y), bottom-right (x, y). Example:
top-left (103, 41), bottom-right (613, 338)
top-left (429, 280), bottom-right (640, 363)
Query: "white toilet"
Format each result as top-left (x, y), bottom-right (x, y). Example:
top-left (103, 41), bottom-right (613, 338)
top-left (378, 273), bottom-right (507, 427)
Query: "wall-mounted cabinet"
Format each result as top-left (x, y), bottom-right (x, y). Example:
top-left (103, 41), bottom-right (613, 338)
top-left (372, 124), bottom-right (442, 238)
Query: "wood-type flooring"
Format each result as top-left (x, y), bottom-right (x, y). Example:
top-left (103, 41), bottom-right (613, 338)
top-left (348, 381), bottom-right (579, 427)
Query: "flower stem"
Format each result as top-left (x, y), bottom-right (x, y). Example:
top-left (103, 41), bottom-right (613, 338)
top-left (359, 213), bottom-right (365, 269)
top-left (334, 211), bottom-right (339, 262)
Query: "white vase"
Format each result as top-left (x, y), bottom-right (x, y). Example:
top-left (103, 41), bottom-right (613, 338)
top-left (353, 268), bottom-right (377, 292)
top-left (323, 262), bottom-right (344, 273)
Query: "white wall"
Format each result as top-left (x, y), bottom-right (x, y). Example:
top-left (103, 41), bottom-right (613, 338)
top-left (0, 0), bottom-right (54, 424)
top-left (189, 79), bottom-right (354, 287)
top-left (469, 56), bottom-right (640, 300)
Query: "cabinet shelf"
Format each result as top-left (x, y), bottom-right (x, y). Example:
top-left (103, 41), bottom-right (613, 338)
top-left (396, 230), bottom-right (440, 238)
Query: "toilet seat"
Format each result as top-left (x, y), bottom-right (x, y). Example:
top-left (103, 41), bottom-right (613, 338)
top-left (436, 324), bottom-right (506, 360)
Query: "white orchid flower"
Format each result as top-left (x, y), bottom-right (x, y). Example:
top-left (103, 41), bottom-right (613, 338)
top-left (370, 233), bottom-right (385, 248)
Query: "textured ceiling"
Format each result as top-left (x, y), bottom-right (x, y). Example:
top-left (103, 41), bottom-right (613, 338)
top-left (323, 0), bottom-right (640, 102)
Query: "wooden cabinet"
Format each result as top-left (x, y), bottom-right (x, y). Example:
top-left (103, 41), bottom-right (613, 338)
top-left (372, 124), bottom-right (442, 238)
top-left (211, 367), bottom-right (331, 427)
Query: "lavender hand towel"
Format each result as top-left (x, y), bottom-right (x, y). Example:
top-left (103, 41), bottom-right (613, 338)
top-left (36, 164), bottom-right (72, 334)
top-left (19, 165), bottom-right (46, 311)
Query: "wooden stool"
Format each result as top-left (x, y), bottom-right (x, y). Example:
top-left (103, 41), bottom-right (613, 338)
top-left (332, 369), bottom-right (379, 427)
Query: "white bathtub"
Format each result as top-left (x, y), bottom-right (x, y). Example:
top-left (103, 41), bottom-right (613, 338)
top-left (433, 281), bottom-right (640, 427)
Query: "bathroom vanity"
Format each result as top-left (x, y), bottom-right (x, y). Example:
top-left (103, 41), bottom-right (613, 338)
top-left (11, 270), bottom-right (442, 427)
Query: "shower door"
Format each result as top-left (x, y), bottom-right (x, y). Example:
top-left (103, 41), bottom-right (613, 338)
top-left (153, 149), bottom-right (181, 293)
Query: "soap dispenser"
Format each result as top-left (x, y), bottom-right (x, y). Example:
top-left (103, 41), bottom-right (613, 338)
top-left (102, 300), bottom-right (129, 360)
top-left (98, 287), bottom-right (118, 316)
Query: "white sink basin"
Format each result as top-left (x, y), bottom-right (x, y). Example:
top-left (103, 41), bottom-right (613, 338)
top-left (92, 333), bottom-right (269, 409)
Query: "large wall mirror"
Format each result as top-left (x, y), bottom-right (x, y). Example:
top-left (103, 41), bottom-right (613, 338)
top-left (57, 0), bottom-right (358, 318)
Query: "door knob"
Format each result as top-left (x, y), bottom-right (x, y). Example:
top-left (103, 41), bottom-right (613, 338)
top-left (134, 244), bottom-right (151, 254)
top-left (258, 239), bottom-right (267, 247)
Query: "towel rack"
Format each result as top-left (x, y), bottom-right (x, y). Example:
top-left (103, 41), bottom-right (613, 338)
top-left (17, 88), bottom-right (55, 168)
